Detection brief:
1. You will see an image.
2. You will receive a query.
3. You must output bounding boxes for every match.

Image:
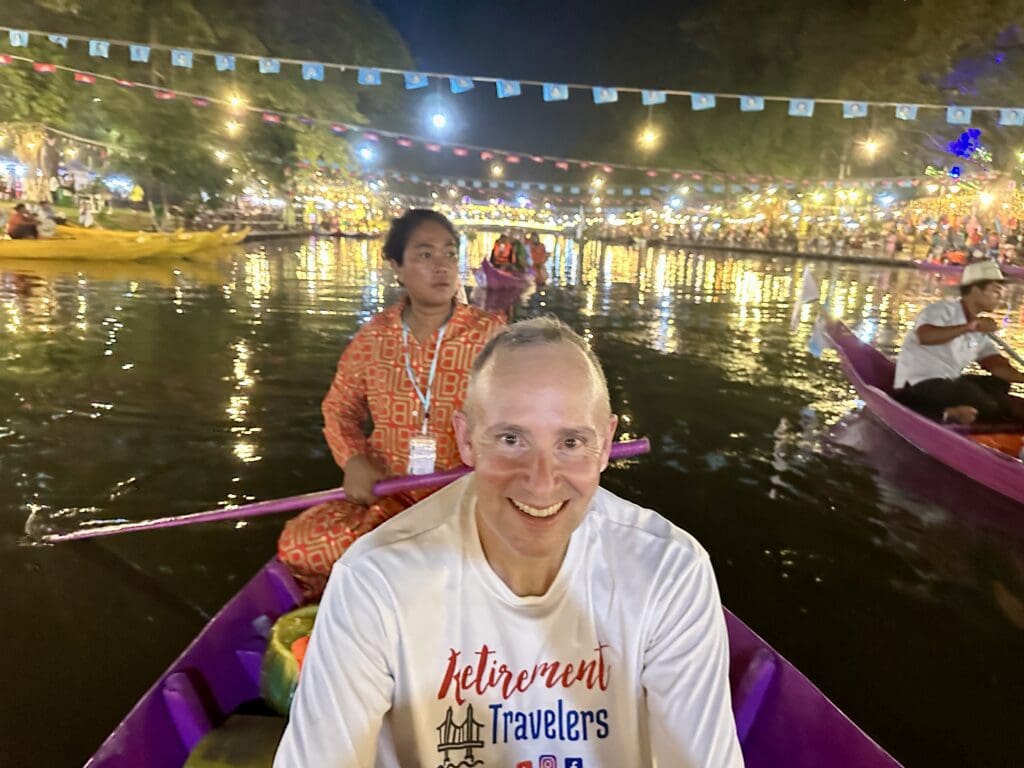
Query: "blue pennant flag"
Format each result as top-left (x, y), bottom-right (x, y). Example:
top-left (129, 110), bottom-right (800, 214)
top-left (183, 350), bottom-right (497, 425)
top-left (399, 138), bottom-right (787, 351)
top-left (999, 108), bottom-right (1024, 126)
top-left (456, 178), bottom-right (466, 186)
top-left (740, 95), bottom-right (765, 112)
top-left (496, 79), bottom-right (521, 98)
top-left (215, 54), bottom-right (235, 71)
top-left (606, 187), bottom-right (616, 195)
top-left (570, 186), bottom-right (581, 194)
top-left (48, 35), bottom-right (68, 48)
top-left (302, 63), bottom-right (324, 81)
top-left (593, 87), bottom-right (618, 104)
top-left (553, 185), bottom-right (563, 193)
top-left (409, 175), bottom-right (420, 183)
top-left (89, 39), bottom-right (110, 58)
top-left (8, 30), bottom-right (29, 47)
top-left (538, 183), bottom-right (547, 191)
top-left (171, 49), bottom-right (193, 68)
top-left (259, 58), bottom-right (281, 74)
top-left (505, 181), bottom-right (516, 189)
top-left (488, 181), bottom-right (497, 189)
top-left (130, 44), bottom-right (150, 63)
top-left (946, 106), bottom-right (972, 124)
top-left (640, 187), bottom-right (652, 196)
top-left (472, 180), bottom-right (482, 189)
top-left (642, 90), bottom-right (666, 106)
top-left (691, 93), bottom-right (716, 110)
top-left (449, 76), bottom-right (474, 93)
top-left (842, 101), bottom-right (867, 118)
top-left (622, 187), bottom-right (633, 196)
top-left (543, 83), bottom-right (569, 101)
top-left (789, 98), bottom-right (815, 117)
top-left (712, 184), bottom-right (725, 193)
top-left (357, 67), bottom-right (381, 86)
top-left (894, 104), bottom-right (918, 121)
top-left (404, 72), bottom-right (428, 89)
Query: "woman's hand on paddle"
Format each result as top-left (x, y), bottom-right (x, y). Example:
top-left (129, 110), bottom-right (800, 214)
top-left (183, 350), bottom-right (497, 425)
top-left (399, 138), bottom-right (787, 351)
top-left (342, 454), bottom-right (388, 505)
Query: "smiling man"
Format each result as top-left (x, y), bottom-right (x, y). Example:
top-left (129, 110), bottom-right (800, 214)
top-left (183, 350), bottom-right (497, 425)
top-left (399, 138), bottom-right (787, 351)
top-left (275, 317), bottom-right (743, 768)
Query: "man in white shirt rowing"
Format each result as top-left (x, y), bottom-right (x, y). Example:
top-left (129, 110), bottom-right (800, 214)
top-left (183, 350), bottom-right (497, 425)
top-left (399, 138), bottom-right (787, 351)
top-left (894, 261), bottom-right (1024, 425)
top-left (275, 316), bottom-right (743, 768)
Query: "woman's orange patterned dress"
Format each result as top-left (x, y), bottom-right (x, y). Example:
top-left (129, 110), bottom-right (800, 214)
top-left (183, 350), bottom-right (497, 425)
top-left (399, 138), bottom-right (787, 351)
top-left (278, 300), bottom-right (504, 598)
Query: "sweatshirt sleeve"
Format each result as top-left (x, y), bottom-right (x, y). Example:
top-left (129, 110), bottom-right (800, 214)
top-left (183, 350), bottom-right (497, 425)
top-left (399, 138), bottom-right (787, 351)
top-left (322, 335), bottom-right (372, 471)
top-left (642, 551), bottom-right (744, 768)
top-left (274, 562), bottom-right (395, 768)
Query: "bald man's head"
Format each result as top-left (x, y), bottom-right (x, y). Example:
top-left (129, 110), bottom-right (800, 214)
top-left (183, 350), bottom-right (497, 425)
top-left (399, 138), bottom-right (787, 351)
top-left (463, 317), bottom-right (611, 426)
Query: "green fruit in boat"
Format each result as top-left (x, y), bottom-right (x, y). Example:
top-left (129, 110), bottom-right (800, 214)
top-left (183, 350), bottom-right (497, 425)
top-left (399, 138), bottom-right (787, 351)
top-left (260, 604), bottom-right (318, 715)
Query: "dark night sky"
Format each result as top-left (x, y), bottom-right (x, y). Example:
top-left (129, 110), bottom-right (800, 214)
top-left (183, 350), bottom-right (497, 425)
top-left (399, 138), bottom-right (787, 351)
top-left (371, 0), bottom-right (703, 179)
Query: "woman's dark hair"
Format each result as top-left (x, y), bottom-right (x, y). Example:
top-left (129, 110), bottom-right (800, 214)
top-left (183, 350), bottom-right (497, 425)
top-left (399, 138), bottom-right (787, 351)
top-left (382, 209), bottom-right (458, 265)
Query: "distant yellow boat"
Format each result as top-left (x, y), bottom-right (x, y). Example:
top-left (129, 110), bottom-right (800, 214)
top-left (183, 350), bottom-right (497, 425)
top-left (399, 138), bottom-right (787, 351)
top-left (0, 227), bottom-right (250, 261)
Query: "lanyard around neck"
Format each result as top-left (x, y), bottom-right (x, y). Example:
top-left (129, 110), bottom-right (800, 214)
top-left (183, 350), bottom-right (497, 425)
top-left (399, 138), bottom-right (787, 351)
top-left (401, 316), bottom-right (449, 433)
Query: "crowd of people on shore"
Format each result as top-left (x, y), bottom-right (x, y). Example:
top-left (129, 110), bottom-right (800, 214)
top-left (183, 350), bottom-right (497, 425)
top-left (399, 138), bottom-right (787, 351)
top-left (593, 219), bottom-right (1024, 265)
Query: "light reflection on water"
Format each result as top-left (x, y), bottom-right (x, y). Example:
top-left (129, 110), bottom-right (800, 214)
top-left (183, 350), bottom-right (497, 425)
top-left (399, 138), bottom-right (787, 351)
top-left (2, 237), bottom-right (1024, 767)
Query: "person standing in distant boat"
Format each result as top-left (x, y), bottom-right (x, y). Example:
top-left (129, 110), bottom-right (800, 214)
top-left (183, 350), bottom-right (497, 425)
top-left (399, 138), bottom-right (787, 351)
top-left (894, 261), bottom-right (1024, 425)
top-left (278, 209), bottom-right (504, 599)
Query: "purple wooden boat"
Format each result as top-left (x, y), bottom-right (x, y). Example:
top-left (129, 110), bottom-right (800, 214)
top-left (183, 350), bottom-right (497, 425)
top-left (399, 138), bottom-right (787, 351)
top-left (825, 318), bottom-right (1024, 505)
top-left (85, 557), bottom-right (900, 767)
top-left (911, 259), bottom-right (1024, 279)
top-left (473, 258), bottom-right (535, 291)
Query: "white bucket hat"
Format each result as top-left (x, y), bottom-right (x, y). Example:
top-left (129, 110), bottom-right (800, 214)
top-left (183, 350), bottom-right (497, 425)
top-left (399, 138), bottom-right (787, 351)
top-left (961, 261), bottom-right (1005, 286)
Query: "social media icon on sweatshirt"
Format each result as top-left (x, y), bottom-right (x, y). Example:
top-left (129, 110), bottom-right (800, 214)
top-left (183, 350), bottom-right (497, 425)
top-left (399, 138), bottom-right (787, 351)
top-left (539, 756), bottom-right (557, 768)
top-left (566, 759), bottom-right (584, 768)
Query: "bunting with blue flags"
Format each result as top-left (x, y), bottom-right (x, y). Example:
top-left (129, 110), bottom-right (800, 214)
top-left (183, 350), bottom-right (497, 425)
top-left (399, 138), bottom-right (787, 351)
top-left (357, 67), bottom-right (381, 86)
top-left (48, 35), bottom-right (68, 48)
top-left (789, 98), bottom-right (815, 117)
top-left (642, 90), bottom-right (666, 105)
top-left (894, 104), bottom-right (917, 121)
top-left (259, 58), bottom-right (281, 74)
top-left (404, 72), bottom-right (428, 89)
top-left (215, 54), bottom-right (235, 71)
top-left (999, 108), bottom-right (1024, 126)
top-left (842, 101), bottom-right (867, 118)
top-left (8, 30), bottom-right (28, 47)
top-left (496, 79), bottom-right (521, 98)
top-left (946, 106), bottom-right (971, 124)
top-left (450, 76), bottom-right (474, 93)
top-left (543, 83), bottom-right (569, 101)
top-left (89, 39), bottom-right (110, 58)
top-left (740, 95), bottom-right (765, 112)
top-left (302, 63), bottom-right (324, 81)
top-left (593, 87), bottom-right (618, 104)
top-left (171, 49), bottom-right (193, 68)
top-left (691, 93), bottom-right (715, 110)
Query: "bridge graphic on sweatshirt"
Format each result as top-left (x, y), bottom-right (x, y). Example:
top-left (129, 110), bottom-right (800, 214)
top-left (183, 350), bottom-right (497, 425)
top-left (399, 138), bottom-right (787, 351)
top-left (436, 704), bottom-right (485, 767)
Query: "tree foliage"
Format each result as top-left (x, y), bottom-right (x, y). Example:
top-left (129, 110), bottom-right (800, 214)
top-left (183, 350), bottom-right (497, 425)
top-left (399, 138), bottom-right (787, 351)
top-left (592, 0), bottom-right (1024, 179)
top-left (0, 0), bottom-right (413, 199)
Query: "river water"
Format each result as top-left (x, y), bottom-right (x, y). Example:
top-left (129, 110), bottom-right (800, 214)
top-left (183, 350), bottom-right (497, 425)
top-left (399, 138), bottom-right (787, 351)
top-left (2, 236), bottom-right (1023, 766)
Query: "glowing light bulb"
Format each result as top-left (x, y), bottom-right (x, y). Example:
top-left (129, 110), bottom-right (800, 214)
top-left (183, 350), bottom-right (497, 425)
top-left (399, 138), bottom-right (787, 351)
top-left (637, 126), bottom-right (660, 150)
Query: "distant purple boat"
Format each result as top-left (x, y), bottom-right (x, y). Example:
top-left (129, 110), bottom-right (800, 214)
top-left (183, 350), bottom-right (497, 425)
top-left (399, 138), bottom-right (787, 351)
top-left (911, 259), bottom-right (1024, 279)
top-left (473, 258), bottom-right (535, 291)
top-left (825, 318), bottom-right (1024, 505)
top-left (85, 558), bottom-right (900, 767)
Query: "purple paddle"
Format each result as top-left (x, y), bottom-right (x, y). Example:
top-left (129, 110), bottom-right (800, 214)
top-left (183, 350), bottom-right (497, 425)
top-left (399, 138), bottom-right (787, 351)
top-left (35, 438), bottom-right (650, 543)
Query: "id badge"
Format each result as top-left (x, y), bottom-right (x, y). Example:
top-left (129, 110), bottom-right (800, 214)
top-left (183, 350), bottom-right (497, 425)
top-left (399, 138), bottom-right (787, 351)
top-left (408, 435), bottom-right (437, 475)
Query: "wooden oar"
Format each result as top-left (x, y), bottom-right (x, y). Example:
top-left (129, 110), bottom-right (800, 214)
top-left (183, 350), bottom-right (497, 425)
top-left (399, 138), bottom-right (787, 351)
top-left (35, 438), bottom-right (651, 543)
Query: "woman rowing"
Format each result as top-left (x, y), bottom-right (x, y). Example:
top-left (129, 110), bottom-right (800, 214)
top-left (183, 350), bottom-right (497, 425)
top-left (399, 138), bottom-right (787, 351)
top-left (278, 209), bottom-right (504, 598)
